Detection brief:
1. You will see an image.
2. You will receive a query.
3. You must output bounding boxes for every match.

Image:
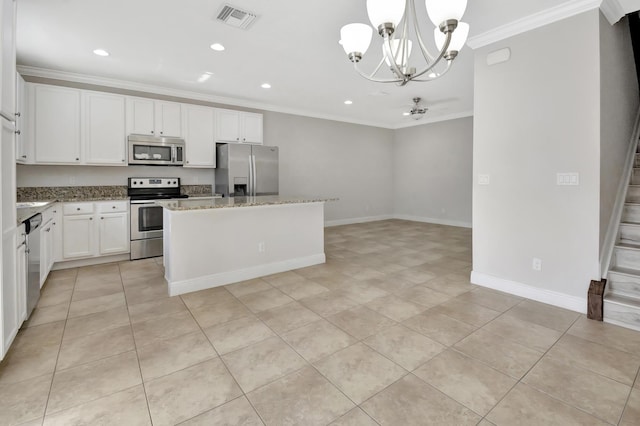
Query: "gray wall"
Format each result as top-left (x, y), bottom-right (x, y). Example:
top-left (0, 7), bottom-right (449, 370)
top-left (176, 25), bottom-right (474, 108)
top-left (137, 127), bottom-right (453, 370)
top-left (599, 14), bottom-right (639, 251)
top-left (393, 117), bottom-right (473, 227)
top-left (263, 111), bottom-right (394, 224)
top-left (473, 10), bottom-right (601, 300)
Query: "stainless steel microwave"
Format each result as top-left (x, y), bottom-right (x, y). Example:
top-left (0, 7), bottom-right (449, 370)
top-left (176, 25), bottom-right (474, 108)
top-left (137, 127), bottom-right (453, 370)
top-left (128, 134), bottom-right (185, 166)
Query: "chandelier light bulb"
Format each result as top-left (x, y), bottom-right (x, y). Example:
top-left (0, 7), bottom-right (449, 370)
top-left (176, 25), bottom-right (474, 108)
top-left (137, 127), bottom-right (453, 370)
top-left (434, 22), bottom-right (469, 52)
top-left (425, 0), bottom-right (467, 27)
top-left (366, 0), bottom-right (406, 29)
top-left (340, 23), bottom-right (373, 56)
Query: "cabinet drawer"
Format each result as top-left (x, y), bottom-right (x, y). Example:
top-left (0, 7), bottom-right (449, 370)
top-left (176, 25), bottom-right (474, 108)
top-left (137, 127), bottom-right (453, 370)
top-left (63, 202), bottom-right (94, 216)
top-left (42, 203), bottom-right (58, 224)
top-left (96, 201), bottom-right (128, 213)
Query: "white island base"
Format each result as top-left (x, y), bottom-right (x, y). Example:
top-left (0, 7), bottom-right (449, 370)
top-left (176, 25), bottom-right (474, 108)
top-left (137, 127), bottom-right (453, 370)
top-left (162, 201), bottom-right (326, 296)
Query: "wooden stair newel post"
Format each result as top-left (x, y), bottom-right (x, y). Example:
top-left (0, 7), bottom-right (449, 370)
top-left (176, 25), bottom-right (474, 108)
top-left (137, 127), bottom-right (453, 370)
top-left (587, 279), bottom-right (607, 321)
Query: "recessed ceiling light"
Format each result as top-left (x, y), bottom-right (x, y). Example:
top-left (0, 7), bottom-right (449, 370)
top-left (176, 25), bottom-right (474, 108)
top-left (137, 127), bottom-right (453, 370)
top-left (93, 49), bottom-right (109, 57)
top-left (210, 43), bottom-right (225, 51)
top-left (403, 112), bottom-right (411, 116)
top-left (197, 72), bottom-right (213, 83)
top-left (261, 83), bottom-right (271, 89)
top-left (344, 100), bottom-right (353, 105)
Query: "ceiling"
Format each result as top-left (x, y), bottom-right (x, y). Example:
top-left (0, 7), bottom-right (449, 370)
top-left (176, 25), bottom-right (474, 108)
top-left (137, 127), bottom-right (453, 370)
top-left (13, 0), bottom-right (626, 128)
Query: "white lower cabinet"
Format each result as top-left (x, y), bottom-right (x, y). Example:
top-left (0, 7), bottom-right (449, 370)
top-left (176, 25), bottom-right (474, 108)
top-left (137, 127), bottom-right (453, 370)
top-left (62, 201), bottom-right (129, 260)
top-left (2, 226), bottom-right (26, 360)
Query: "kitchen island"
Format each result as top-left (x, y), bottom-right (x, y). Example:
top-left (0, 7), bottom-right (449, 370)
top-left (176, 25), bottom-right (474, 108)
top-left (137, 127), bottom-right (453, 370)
top-left (157, 196), bottom-right (335, 296)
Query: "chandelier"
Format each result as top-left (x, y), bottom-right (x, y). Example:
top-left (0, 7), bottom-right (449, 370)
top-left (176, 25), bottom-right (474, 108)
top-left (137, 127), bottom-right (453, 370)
top-left (339, 0), bottom-right (469, 86)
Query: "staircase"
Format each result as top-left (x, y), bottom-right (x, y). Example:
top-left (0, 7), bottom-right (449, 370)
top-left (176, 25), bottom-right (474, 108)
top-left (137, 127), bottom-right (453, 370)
top-left (604, 147), bottom-right (640, 331)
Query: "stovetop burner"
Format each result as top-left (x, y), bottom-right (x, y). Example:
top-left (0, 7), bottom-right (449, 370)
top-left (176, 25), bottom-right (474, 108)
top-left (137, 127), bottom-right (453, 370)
top-left (128, 177), bottom-right (184, 200)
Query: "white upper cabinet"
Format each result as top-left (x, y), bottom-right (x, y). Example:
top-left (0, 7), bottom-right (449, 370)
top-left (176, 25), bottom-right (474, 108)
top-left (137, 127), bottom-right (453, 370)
top-left (214, 108), bottom-right (263, 145)
top-left (184, 104), bottom-right (215, 168)
top-left (15, 74), bottom-right (26, 163)
top-left (84, 91), bottom-right (126, 165)
top-left (127, 97), bottom-right (182, 137)
top-left (31, 84), bottom-right (81, 164)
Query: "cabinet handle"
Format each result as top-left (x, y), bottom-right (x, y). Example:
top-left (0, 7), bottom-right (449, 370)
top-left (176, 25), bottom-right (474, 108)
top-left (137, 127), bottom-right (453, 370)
top-left (101, 217), bottom-right (104, 220)
top-left (15, 112), bottom-right (21, 118)
top-left (75, 158), bottom-right (79, 161)
top-left (76, 208), bottom-right (80, 211)
top-left (160, 131), bottom-right (163, 135)
top-left (236, 138), bottom-right (239, 141)
top-left (112, 206), bottom-right (116, 209)
top-left (150, 130), bottom-right (154, 134)
top-left (53, 222), bottom-right (56, 225)
top-left (21, 155), bottom-right (26, 158)
top-left (15, 130), bottom-right (21, 135)
top-left (45, 227), bottom-right (51, 232)
top-left (122, 159), bottom-right (125, 162)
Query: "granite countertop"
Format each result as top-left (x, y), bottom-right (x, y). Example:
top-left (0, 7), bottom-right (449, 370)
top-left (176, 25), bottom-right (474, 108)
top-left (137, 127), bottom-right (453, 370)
top-left (156, 195), bottom-right (337, 211)
top-left (16, 201), bottom-right (56, 224)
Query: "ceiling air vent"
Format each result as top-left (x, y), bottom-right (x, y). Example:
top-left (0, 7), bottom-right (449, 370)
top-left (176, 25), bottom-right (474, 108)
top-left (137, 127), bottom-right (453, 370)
top-left (216, 4), bottom-right (258, 29)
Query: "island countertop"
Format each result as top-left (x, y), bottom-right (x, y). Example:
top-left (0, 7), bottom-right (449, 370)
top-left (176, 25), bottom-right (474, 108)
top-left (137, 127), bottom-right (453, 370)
top-left (156, 195), bottom-right (337, 211)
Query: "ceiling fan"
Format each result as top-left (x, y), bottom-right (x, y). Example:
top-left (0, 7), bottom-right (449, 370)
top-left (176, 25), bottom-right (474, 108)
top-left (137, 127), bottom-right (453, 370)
top-left (404, 97), bottom-right (428, 120)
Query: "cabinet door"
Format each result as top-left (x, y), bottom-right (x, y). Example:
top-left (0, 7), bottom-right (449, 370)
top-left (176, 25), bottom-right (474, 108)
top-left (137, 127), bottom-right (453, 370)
top-left (127, 97), bottom-right (155, 136)
top-left (16, 230), bottom-right (26, 324)
top-left (98, 212), bottom-right (129, 255)
top-left (15, 74), bottom-right (26, 162)
top-left (241, 112), bottom-right (263, 144)
top-left (33, 85), bottom-right (81, 163)
top-left (52, 206), bottom-right (63, 262)
top-left (156, 101), bottom-right (182, 137)
top-left (84, 92), bottom-right (126, 165)
top-left (1, 0), bottom-right (16, 116)
top-left (214, 109), bottom-right (240, 142)
top-left (63, 215), bottom-right (94, 259)
top-left (2, 229), bottom-right (19, 359)
top-left (184, 104), bottom-right (215, 167)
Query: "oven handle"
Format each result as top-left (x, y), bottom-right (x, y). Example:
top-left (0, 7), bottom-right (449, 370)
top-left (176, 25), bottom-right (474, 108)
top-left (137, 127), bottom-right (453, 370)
top-left (130, 200), bottom-right (163, 205)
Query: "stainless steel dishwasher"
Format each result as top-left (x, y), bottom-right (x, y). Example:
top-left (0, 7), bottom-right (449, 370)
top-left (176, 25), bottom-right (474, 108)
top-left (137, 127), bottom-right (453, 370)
top-left (24, 213), bottom-right (42, 318)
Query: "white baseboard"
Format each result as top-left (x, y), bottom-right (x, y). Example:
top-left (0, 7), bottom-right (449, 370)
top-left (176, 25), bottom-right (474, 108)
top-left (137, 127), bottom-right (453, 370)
top-left (168, 253), bottom-right (326, 296)
top-left (471, 271), bottom-right (587, 314)
top-left (393, 214), bottom-right (472, 229)
top-left (325, 215), bottom-right (393, 227)
top-left (51, 253), bottom-right (130, 270)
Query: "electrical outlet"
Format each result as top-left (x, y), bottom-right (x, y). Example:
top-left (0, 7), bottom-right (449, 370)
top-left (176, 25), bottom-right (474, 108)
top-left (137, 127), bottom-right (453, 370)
top-left (478, 174), bottom-right (490, 185)
top-left (258, 242), bottom-right (265, 253)
top-left (532, 257), bottom-right (542, 271)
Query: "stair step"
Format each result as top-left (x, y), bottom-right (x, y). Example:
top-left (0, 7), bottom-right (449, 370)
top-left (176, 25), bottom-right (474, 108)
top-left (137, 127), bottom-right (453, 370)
top-left (623, 203), bottom-right (640, 224)
top-left (604, 293), bottom-right (640, 331)
top-left (619, 224), bottom-right (640, 245)
top-left (632, 169), bottom-right (640, 185)
top-left (628, 185), bottom-right (640, 203)
top-left (607, 268), bottom-right (640, 298)
top-left (612, 245), bottom-right (640, 269)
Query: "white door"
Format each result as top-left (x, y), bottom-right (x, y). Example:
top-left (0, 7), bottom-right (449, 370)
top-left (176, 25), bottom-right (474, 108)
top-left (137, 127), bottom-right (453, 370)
top-left (215, 109), bottom-right (240, 142)
top-left (127, 97), bottom-right (155, 136)
top-left (241, 112), bottom-right (263, 144)
top-left (33, 85), bottom-right (81, 163)
top-left (156, 101), bottom-right (182, 137)
top-left (185, 104), bottom-right (215, 167)
top-left (63, 215), bottom-right (94, 258)
top-left (98, 212), bottom-right (129, 255)
top-left (84, 92), bottom-right (126, 165)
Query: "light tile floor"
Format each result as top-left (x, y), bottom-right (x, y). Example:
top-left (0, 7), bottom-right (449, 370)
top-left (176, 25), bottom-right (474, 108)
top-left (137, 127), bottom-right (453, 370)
top-left (2, 220), bottom-right (640, 425)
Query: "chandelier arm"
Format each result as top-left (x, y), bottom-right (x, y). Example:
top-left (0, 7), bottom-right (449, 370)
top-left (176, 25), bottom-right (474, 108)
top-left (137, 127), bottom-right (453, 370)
top-left (352, 62), bottom-right (403, 84)
top-left (409, 0), bottom-right (435, 63)
top-left (382, 32), bottom-right (406, 80)
top-left (410, 60), bottom-right (452, 81)
top-left (411, 31), bottom-right (452, 80)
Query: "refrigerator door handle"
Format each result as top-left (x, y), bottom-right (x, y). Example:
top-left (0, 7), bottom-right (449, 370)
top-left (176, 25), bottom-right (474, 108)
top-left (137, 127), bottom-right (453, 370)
top-left (248, 155), bottom-right (253, 196)
top-left (252, 155), bottom-right (257, 196)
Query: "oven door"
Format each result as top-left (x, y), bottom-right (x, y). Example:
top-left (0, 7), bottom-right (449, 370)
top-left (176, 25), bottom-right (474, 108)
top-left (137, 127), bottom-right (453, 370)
top-left (130, 201), bottom-right (164, 240)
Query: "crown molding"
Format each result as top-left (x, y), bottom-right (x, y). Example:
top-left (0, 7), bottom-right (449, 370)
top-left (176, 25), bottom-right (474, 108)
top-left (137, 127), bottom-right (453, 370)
top-left (392, 110), bottom-right (474, 130)
top-left (17, 65), bottom-right (394, 130)
top-left (467, 0), bottom-right (602, 49)
top-left (600, 0), bottom-right (625, 24)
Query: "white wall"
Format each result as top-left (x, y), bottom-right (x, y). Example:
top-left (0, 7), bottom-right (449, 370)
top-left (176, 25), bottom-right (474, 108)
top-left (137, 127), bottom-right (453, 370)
top-left (264, 111), bottom-right (394, 224)
top-left (393, 117), bottom-right (473, 227)
top-left (599, 14), bottom-right (639, 252)
top-left (16, 164), bottom-right (214, 186)
top-left (472, 10), bottom-right (601, 307)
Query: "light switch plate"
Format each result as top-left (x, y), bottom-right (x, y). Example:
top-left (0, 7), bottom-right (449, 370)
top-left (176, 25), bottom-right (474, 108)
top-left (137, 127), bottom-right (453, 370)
top-left (478, 174), bottom-right (490, 185)
top-left (557, 173), bottom-right (579, 186)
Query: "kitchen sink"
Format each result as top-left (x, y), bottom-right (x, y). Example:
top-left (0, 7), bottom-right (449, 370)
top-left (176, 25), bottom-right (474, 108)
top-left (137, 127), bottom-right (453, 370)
top-left (16, 201), bottom-right (50, 208)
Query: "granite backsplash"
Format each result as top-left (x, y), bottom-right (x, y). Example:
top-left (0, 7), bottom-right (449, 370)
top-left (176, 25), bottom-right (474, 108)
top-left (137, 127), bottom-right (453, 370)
top-left (17, 185), bottom-right (213, 201)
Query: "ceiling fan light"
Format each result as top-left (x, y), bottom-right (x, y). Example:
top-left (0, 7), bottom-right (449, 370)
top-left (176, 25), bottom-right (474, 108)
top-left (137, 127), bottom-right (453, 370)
top-left (366, 0), bottom-right (406, 29)
top-left (340, 23), bottom-right (373, 56)
top-left (412, 112), bottom-right (424, 120)
top-left (434, 22), bottom-right (469, 52)
top-left (384, 39), bottom-right (412, 67)
top-left (426, 0), bottom-right (467, 27)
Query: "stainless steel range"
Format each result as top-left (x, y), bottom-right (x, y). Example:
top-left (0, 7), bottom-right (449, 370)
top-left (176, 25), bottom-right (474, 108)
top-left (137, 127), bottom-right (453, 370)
top-left (128, 177), bottom-right (188, 260)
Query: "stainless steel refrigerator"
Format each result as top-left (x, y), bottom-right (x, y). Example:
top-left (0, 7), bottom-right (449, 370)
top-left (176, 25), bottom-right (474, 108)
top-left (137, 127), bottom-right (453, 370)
top-left (215, 144), bottom-right (279, 197)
